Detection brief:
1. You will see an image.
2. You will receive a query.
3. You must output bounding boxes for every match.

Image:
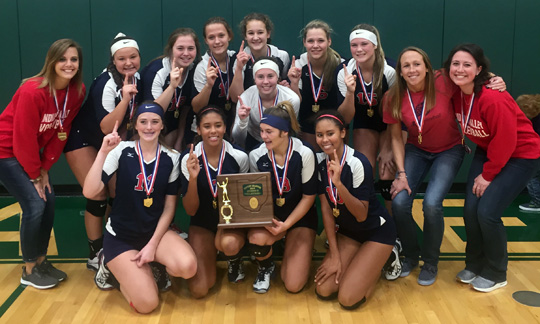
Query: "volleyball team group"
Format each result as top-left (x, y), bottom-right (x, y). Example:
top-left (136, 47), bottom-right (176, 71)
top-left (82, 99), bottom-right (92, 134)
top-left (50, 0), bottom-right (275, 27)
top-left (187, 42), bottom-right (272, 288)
top-left (1, 12), bottom-right (539, 314)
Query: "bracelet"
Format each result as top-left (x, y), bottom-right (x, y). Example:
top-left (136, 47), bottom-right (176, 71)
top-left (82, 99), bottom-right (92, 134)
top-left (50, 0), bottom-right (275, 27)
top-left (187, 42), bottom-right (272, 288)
top-left (397, 170), bottom-right (406, 175)
top-left (29, 176), bottom-right (42, 183)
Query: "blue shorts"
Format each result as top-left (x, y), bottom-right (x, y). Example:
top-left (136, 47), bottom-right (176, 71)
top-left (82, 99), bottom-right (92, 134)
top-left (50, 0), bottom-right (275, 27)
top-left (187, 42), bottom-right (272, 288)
top-left (103, 231), bottom-right (151, 264)
top-left (64, 116), bottom-right (103, 153)
top-left (352, 105), bottom-right (387, 132)
top-left (338, 216), bottom-right (396, 246)
top-left (190, 212), bottom-right (219, 233)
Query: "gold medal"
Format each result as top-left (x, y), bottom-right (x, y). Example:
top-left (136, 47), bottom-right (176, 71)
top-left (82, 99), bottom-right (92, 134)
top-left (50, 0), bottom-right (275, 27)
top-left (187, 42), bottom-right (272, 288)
top-left (144, 197), bottom-right (153, 207)
top-left (418, 133), bottom-right (422, 144)
top-left (213, 199), bottom-right (217, 209)
top-left (276, 197), bottom-right (285, 207)
top-left (225, 102), bottom-right (232, 111)
top-left (57, 132), bottom-right (67, 141)
top-left (333, 207), bottom-right (340, 217)
top-left (174, 110), bottom-right (180, 118)
top-left (312, 104), bottom-right (319, 113)
top-left (127, 122), bottom-right (132, 130)
top-left (367, 107), bottom-right (374, 117)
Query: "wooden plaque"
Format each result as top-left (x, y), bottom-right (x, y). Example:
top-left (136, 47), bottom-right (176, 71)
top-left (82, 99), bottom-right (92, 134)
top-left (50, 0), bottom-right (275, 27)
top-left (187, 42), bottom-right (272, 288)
top-left (216, 172), bottom-right (274, 228)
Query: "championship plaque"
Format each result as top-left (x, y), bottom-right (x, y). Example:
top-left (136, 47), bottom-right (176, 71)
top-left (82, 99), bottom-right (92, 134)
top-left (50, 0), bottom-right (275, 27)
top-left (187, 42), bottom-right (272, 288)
top-left (217, 172), bottom-right (274, 228)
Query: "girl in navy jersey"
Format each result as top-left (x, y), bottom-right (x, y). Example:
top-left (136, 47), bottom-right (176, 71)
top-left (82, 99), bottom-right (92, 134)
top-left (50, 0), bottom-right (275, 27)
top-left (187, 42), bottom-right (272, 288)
top-left (336, 24), bottom-right (396, 214)
top-left (288, 20), bottom-right (343, 150)
top-left (180, 106), bottom-right (249, 298)
top-left (83, 102), bottom-right (197, 313)
top-left (232, 57), bottom-right (300, 151)
top-left (229, 13), bottom-right (290, 101)
top-left (192, 17), bottom-right (237, 131)
top-left (443, 44), bottom-right (540, 292)
top-left (313, 111), bottom-right (395, 310)
top-left (140, 28), bottom-right (201, 151)
top-left (0, 39), bottom-right (85, 289)
top-left (247, 101), bottom-right (318, 294)
top-left (64, 33), bottom-right (141, 271)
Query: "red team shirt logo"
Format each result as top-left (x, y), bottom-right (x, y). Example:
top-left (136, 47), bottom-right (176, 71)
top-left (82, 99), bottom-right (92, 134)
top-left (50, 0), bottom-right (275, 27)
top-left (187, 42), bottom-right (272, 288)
top-left (356, 91), bottom-right (378, 106)
top-left (279, 177), bottom-right (291, 192)
top-left (325, 186), bottom-right (344, 204)
top-left (134, 173), bottom-right (155, 192)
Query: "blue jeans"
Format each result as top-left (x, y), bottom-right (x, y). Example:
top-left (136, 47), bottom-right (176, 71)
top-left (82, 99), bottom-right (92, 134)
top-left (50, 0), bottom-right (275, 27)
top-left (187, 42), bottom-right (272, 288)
top-left (0, 158), bottom-right (55, 262)
top-left (526, 169), bottom-right (540, 206)
top-left (463, 149), bottom-right (540, 282)
top-left (392, 144), bottom-right (465, 266)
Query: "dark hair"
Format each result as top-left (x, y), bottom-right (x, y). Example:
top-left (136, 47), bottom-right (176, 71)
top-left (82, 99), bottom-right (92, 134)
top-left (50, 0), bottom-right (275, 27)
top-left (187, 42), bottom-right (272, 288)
top-left (23, 38), bottom-right (84, 96)
top-left (263, 101), bottom-right (301, 136)
top-left (193, 105), bottom-right (231, 145)
top-left (443, 43), bottom-right (491, 94)
top-left (301, 20), bottom-right (341, 91)
top-left (240, 12), bottom-right (274, 43)
top-left (107, 33), bottom-right (139, 88)
top-left (387, 46), bottom-right (436, 121)
top-left (203, 17), bottom-right (234, 40)
top-left (162, 28), bottom-right (201, 65)
top-left (314, 110), bottom-right (346, 131)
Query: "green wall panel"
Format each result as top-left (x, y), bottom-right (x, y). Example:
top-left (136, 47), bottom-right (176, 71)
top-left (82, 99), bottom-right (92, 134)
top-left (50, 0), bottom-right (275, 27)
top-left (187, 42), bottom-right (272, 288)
top-left (0, 0), bottom-right (21, 110)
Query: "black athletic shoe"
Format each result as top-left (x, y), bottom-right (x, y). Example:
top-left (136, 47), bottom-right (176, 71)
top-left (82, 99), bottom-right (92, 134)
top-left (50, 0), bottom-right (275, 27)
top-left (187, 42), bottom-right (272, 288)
top-left (150, 262), bottom-right (171, 292)
top-left (38, 258), bottom-right (67, 282)
top-left (227, 258), bottom-right (245, 283)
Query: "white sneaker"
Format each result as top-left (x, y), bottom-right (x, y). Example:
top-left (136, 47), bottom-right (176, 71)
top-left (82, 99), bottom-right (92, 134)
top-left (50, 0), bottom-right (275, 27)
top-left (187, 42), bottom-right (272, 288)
top-left (94, 251), bottom-right (114, 290)
top-left (384, 244), bottom-right (402, 281)
top-left (253, 261), bottom-right (275, 294)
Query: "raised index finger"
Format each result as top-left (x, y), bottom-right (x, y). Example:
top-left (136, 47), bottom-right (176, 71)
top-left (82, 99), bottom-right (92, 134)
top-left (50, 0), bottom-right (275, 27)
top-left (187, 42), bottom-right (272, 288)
top-left (124, 73), bottom-right (129, 85)
top-left (189, 143), bottom-right (194, 155)
top-left (112, 120), bottom-right (119, 134)
top-left (291, 55), bottom-right (296, 68)
top-left (207, 57), bottom-right (213, 69)
top-left (239, 40), bottom-right (245, 52)
top-left (333, 149), bottom-right (338, 162)
top-left (238, 96), bottom-right (244, 106)
top-left (343, 64), bottom-right (349, 76)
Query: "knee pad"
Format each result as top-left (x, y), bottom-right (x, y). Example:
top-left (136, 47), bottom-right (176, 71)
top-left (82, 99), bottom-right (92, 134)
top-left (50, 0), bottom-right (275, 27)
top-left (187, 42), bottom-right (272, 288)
top-left (315, 290), bottom-right (337, 301)
top-left (247, 243), bottom-right (271, 258)
top-left (379, 180), bottom-right (393, 201)
top-left (221, 248), bottom-right (244, 261)
top-left (86, 199), bottom-right (107, 217)
top-left (340, 296), bottom-right (366, 310)
top-left (108, 197), bottom-right (115, 207)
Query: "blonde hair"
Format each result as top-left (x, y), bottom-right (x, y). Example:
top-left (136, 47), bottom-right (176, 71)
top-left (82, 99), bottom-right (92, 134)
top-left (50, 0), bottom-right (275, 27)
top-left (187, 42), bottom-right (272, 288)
top-left (264, 101), bottom-right (301, 136)
top-left (516, 94), bottom-right (540, 119)
top-left (351, 24), bottom-right (385, 100)
top-left (22, 39), bottom-right (84, 96)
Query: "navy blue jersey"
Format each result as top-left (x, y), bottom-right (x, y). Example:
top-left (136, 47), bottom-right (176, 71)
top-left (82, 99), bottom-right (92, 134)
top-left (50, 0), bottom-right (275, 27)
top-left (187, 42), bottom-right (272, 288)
top-left (232, 44), bottom-right (290, 90)
top-left (180, 140), bottom-right (249, 231)
top-left (294, 53), bottom-right (343, 134)
top-left (249, 137), bottom-right (317, 223)
top-left (140, 57), bottom-right (197, 133)
top-left (317, 145), bottom-right (390, 232)
top-left (194, 51), bottom-right (237, 108)
top-left (102, 141), bottom-right (180, 241)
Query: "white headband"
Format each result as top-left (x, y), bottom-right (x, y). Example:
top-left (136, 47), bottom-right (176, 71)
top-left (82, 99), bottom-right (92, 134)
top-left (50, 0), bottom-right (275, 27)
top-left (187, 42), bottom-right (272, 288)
top-left (349, 29), bottom-right (378, 46)
top-left (252, 59), bottom-right (280, 77)
top-left (110, 32), bottom-right (139, 56)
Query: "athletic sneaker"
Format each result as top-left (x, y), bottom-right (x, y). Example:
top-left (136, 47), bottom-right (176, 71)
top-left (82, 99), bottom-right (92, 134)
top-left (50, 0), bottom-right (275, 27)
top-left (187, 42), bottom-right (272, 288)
top-left (150, 262), bottom-right (171, 292)
top-left (519, 202), bottom-right (540, 212)
top-left (38, 258), bottom-right (67, 282)
top-left (384, 244), bottom-right (402, 281)
top-left (395, 238), bottom-right (403, 253)
top-left (227, 258), bottom-right (245, 283)
top-left (400, 258), bottom-right (419, 277)
top-left (20, 265), bottom-right (58, 289)
top-left (87, 248), bottom-right (102, 272)
top-left (253, 261), bottom-right (275, 294)
top-left (94, 251), bottom-right (115, 291)
top-left (470, 276), bottom-right (507, 292)
top-left (170, 223), bottom-right (188, 240)
top-left (456, 269), bottom-right (477, 284)
top-left (417, 263), bottom-right (438, 286)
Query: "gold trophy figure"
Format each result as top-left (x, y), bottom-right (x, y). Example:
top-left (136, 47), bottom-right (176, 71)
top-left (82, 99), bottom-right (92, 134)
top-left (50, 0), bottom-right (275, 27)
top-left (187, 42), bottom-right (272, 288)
top-left (217, 177), bottom-right (234, 223)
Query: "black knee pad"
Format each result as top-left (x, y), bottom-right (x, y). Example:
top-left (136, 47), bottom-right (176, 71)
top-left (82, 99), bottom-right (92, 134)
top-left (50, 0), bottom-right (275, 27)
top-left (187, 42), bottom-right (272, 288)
top-left (247, 243), bottom-right (271, 258)
top-left (86, 199), bottom-right (107, 217)
top-left (221, 248), bottom-right (245, 261)
top-left (379, 180), bottom-right (393, 201)
top-left (340, 296), bottom-right (366, 310)
top-left (315, 290), bottom-right (338, 301)
top-left (108, 197), bottom-right (115, 207)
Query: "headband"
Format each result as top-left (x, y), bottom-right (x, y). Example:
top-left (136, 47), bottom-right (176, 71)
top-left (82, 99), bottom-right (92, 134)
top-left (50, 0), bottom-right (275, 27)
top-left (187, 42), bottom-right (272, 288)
top-left (317, 114), bottom-right (344, 125)
top-left (349, 29), bottom-right (378, 46)
top-left (134, 102), bottom-right (164, 119)
top-left (199, 106), bottom-right (221, 115)
top-left (260, 114), bottom-right (290, 132)
top-left (111, 32), bottom-right (140, 56)
top-left (253, 59), bottom-right (280, 77)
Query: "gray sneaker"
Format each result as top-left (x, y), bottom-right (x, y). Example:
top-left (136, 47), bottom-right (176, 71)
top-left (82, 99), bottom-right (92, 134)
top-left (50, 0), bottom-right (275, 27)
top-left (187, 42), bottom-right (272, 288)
top-left (20, 265), bottom-right (58, 289)
top-left (456, 269), bottom-right (476, 283)
top-left (470, 276), bottom-right (507, 292)
top-left (417, 263), bottom-right (437, 286)
top-left (38, 259), bottom-right (67, 282)
top-left (400, 259), bottom-right (418, 277)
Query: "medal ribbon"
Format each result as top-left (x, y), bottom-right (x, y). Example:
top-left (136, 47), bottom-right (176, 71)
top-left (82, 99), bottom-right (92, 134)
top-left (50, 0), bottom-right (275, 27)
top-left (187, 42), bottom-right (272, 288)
top-left (258, 90), bottom-right (280, 119)
top-left (407, 89), bottom-right (426, 137)
top-left (201, 142), bottom-right (226, 199)
top-left (459, 92), bottom-right (475, 143)
top-left (250, 46), bottom-right (271, 63)
top-left (269, 138), bottom-right (293, 198)
top-left (171, 62), bottom-right (189, 109)
top-left (135, 141), bottom-right (161, 198)
top-left (128, 76), bottom-right (136, 122)
top-left (53, 85), bottom-right (69, 131)
top-left (307, 62), bottom-right (324, 104)
top-left (326, 146), bottom-right (348, 205)
top-left (210, 53), bottom-right (230, 101)
top-left (355, 63), bottom-right (374, 107)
